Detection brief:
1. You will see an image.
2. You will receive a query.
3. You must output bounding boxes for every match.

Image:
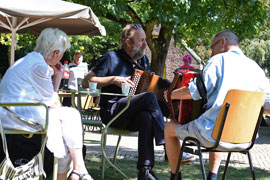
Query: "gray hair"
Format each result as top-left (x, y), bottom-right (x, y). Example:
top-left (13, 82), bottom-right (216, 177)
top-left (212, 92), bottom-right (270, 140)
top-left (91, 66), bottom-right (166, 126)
top-left (120, 24), bottom-right (143, 49)
top-left (34, 28), bottom-right (71, 59)
top-left (214, 29), bottom-right (239, 45)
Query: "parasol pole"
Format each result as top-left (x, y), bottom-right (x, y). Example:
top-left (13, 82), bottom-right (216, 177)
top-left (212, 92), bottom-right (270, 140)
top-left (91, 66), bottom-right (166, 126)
top-left (10, 17), bottom-right (17, 65)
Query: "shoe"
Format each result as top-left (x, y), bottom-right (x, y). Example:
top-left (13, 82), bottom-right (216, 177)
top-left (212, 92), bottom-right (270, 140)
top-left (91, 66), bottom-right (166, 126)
top-left (170, 171), bottom-right (182, 180)
top-left (164, 145), bottom-right (168, 162)
top-left (138, 167), bottom-right (160, 180)
top-left (181, 152), bottom-right (195, 163)
top-left (70, 171), bottom-right (93, 180)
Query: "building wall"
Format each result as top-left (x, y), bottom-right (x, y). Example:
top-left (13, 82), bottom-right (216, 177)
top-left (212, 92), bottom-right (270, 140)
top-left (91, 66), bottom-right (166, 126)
top-left (146, 38), bottom-right (200, 82)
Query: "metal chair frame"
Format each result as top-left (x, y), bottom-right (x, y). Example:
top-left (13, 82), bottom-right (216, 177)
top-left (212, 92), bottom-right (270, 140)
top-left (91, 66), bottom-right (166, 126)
top-left (100, 96), bottom-right (136, 180)
top-left (0, 102), bottom-right (58, 180)
top-left (74, 89), bottom-right (136, 180)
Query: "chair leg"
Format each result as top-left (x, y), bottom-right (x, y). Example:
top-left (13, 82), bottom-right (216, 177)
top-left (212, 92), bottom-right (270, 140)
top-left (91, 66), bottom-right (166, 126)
top-left (247, 151), bottom-right (256, 180)
top-left (113, 134), bottom-right (122, 164)
top-left (101, 130), bottom-right (128, 179)
top-left (222, 152), bottom-right (231, 180)
top-left (101, 133), bottom-right (107, 180)
top-left (196, 145), bottom-right (207, 180)
top-left (174, 139), bottom-right (207, 180)
top-left (174, 148), bottom-right (183, 180)
top-left (52, 157), bottom-right (58, 180)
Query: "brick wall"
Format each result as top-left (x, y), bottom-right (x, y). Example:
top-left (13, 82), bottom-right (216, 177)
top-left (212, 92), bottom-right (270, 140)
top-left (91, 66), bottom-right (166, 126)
top-left (146, 38), bottom-right (200, 81)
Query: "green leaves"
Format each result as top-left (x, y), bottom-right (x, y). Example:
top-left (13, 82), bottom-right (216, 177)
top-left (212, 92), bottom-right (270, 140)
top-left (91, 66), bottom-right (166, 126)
top-left (2, 0), bottom-right (270, 76)
top-left (241, 27), bottom-right (270, 76)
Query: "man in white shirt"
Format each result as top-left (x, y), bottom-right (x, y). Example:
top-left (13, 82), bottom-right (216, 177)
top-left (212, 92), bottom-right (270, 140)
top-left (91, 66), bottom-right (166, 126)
top-left (164, 29), bottom-right (270, 180)
top-left (68, 52), bottom-right (88, 90)
top-left (62, 52), bottom-right (89, 106)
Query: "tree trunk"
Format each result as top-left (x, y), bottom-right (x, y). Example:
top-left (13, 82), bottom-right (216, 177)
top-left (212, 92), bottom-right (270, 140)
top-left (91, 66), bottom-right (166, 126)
top-left (147, 25), bottom-right (174, 77)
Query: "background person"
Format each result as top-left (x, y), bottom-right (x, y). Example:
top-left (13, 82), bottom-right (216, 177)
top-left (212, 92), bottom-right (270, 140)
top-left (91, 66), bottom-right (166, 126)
top-left (173, 54), bottom-right (195, 75)
top-left (62, 52), bottom-right (89, 107)
top-left (164, 29), bottom-right (270, 180)
top-left (69, 52), bottom-right (87, 68)
top-left (179, 54), bottom-right (194, 70)
top-left (0, 28), bottom-right (93, 180)
top-left (68, 52), bottom-right (88, 90)
top-left (83, 24), bottom-right (165, 180)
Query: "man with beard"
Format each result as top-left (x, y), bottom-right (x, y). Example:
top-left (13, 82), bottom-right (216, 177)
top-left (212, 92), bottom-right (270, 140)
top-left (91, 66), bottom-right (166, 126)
top-left (82, 24), bottom-right (165, 180)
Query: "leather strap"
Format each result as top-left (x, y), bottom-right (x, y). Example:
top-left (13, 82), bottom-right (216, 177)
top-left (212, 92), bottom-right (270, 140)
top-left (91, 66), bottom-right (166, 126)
top-left (195, 71), bottom-right (208, 113)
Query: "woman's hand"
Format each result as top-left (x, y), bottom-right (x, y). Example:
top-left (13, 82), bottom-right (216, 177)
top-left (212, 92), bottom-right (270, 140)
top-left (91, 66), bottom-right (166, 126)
top-left (49, 99), bottom-right (62, 108)
top-left (51, 62), bottom-right (63, 76)
top-left (51, 62), bottom-right (64, 92)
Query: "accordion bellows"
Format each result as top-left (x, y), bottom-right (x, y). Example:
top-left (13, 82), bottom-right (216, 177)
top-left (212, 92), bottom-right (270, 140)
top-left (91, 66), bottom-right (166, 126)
top-left (129, 69), bottom-right (159, 95)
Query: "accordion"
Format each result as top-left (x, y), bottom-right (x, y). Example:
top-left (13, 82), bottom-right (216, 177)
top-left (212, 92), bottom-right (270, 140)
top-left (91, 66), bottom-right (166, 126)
top-left (167, 69), bottom-right (206, 124)
top-left (129, 69), bottom-right (160, 95)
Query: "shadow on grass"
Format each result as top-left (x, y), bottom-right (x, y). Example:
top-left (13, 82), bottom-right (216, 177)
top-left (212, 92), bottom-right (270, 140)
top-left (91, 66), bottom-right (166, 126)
top-left (85, 157), bottom-right (270, 180)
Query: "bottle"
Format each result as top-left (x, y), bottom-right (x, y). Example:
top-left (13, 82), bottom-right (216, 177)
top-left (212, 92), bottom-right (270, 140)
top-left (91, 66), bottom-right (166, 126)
top-left (60, 60), bottom-right (70, 89)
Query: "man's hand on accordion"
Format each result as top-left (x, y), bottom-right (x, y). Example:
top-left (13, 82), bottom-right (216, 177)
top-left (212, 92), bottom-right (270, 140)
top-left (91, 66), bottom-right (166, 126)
top-left (113, 76), bottom-right (135, 88)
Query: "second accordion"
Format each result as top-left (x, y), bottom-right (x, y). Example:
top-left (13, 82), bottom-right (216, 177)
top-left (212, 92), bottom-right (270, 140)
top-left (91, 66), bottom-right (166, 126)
top-left (167, 69), bottom-right (206, 124)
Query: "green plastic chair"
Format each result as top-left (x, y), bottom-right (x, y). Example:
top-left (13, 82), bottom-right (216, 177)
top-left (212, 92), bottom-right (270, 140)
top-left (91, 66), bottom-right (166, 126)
top-left (79, 95), bottom-right (137, 180)
top-left (73, 82), bottom-right (138, 179)
top-left (0, 102), bottom-right (58, 180)
top-left (100, 96), bottom-right (139, 180)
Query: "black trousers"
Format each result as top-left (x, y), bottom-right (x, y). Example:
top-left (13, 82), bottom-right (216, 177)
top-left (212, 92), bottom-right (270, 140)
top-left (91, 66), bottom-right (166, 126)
top-left (100, 92), bottom-right (165, 169)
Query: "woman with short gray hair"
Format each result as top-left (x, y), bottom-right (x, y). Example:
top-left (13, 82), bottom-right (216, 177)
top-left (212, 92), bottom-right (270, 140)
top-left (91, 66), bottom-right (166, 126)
top-left (0, 28), bottom-right (93, 180)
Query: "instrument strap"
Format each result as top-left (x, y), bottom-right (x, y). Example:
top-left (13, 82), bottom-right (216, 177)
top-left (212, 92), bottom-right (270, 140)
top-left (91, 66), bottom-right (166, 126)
top-left (195, 71), bottom-right (208, 113)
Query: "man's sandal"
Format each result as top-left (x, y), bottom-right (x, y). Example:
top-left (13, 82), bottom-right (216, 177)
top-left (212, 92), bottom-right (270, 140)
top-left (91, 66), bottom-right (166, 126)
top-left (70, 171), bottom-right (93, 180)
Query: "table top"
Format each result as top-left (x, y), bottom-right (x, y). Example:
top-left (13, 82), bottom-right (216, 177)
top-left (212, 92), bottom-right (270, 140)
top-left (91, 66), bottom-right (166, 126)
top-left (58, 88), bottom-right (132, 97)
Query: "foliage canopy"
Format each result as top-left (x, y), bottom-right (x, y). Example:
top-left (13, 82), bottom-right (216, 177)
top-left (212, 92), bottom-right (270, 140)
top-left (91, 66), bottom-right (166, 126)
top-left (1, 0), bottom-right (270, 76)
top-left (71, 0), bottom-right (270, 75)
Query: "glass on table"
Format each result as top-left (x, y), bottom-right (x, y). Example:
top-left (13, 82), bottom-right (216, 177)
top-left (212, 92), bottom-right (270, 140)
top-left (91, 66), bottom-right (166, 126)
top-left (88, 81), bottom-right (98, 92)
top-left (121, 82), bottom-right (131, 95)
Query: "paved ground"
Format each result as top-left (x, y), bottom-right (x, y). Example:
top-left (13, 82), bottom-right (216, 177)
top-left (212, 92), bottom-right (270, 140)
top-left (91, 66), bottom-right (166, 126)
top-left (84, 126), bottom-right (270, 171)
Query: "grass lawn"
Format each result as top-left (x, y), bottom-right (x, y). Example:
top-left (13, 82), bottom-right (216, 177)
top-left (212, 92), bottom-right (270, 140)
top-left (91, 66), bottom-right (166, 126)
top-left (84, 157), bottom-right (270, 180)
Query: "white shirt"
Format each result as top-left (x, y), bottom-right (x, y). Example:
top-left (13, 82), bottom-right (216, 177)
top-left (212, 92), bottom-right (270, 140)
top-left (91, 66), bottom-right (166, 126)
top-left (0, 52), bottom-right (84, 158)
top-left (188, 48), bottom-right (270, 142)
top-left (0, 52), bottom-right (58, 132)
top-left (68, 62), bottom-right (88, 90)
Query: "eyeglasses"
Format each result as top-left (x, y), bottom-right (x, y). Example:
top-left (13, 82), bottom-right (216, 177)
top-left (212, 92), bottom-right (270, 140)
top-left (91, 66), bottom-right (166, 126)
top-left (210, 39), bottom-right (221, 50)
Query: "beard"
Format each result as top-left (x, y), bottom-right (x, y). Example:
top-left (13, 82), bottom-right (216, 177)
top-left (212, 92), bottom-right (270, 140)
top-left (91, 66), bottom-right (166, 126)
top-left (131, 44), bottom-right (146, 60)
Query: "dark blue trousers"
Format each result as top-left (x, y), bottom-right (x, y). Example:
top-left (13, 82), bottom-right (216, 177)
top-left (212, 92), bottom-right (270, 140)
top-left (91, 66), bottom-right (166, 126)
top-left (100, 92), bottom-right (165, 169)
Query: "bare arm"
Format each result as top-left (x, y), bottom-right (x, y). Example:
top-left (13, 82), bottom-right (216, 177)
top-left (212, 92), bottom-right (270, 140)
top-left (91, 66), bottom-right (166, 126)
top-left (164, 86), bottom-right (192, 102)
top-left (264, 109), bottom-right (270, 114)
top-left (264, 101), bottom-right (270, 114)
top-left (51, 62), bottom-right (63, 92)
top-left (82, 70), bottom-right (134, 89)
top-left (171, 86), bottom-right (192, 100)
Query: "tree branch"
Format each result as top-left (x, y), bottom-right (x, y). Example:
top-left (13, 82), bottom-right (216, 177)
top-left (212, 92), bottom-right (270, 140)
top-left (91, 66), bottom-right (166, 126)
top-left (126, 5), bottom-right (143, 25)
top-left (103, 13), bottom-right (130, 26)
top-left (146, 0), bottom-right (154, 8)
top-left (223, 1), bottom-right (260, 14)
top-left (145, 20), bottom-right (158, 51)
top-left (179, 39), bottom-right (204, 67)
